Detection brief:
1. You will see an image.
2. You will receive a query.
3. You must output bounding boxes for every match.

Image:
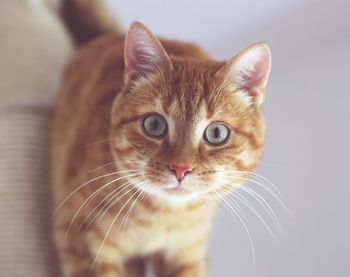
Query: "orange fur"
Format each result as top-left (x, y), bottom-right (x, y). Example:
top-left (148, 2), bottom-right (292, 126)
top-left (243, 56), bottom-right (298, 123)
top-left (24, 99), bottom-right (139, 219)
top-left (51, 19), bottom-right (269, 277)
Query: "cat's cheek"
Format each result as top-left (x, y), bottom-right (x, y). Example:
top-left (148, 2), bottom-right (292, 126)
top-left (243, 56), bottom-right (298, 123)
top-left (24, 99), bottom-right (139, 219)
top-left (236, 149), bottom-right (255, 167)
top-left (113, 133), bottom-right (130, 150)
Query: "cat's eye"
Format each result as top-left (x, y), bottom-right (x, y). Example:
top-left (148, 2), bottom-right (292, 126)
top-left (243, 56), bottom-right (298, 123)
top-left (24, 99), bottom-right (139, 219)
top-left (142, 114), bottom-right (168, 138)
top-left (204, 122), bottom-right (230, 146)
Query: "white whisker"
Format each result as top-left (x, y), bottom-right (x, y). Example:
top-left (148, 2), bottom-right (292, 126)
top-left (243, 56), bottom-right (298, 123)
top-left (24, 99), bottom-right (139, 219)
top-left (237, 185), bottom-right (285, 237)
top-left (88, 162), bottom-right (116, 173)
top-left (221, 169), bottom-right (282, 197)
top-left (225, 174), bottom-right (291, 216)
top-left (211, 189), bottom-right (256, 267)
top-left (229, 189), bottom-right (277, 241)
top-left (89, 188), bottom-right (141, 274)
top-left (79, 176), bottom-right (144, 231)
top-left (120, 182), bottom-right (147, 235)
top-left (64, 172), bottom-right (141, 239)
top-left (52, 170), bottom-right (140, 219)
top-left (83, 138), bottom-right (114, 147)
top-left (95, 181), bottom-right (142, 225)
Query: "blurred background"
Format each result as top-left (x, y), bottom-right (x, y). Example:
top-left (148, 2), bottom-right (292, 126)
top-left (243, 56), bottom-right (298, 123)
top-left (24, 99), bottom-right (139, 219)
top-left (104, 0), bottom-right (350, 276)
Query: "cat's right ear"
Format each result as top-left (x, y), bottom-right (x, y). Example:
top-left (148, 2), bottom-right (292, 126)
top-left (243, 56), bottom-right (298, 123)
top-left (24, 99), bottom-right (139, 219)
top-left (124, 21), bottom-right (172, 84)
top-left (215, 43), bottom-right (271, 106)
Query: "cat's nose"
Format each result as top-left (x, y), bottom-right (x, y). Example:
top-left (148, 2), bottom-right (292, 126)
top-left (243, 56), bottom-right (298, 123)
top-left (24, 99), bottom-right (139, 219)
top-left (169, 164), bottom-right (193, 182)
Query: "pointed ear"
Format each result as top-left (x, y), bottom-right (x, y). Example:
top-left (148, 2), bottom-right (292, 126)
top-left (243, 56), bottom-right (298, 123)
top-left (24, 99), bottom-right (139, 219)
top-left (216, 43), bottom-right (271, 106)
top-left (124, 21), bottom-right (172, 84)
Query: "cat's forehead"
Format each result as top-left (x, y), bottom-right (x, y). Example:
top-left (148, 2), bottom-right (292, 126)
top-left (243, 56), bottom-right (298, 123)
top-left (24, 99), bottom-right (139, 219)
top-left (157, 63), bottom-right (223, 144)
top-left (163, 60), bottom-right (222, 117)
top-left (131, 59), bottom-right (248, 125)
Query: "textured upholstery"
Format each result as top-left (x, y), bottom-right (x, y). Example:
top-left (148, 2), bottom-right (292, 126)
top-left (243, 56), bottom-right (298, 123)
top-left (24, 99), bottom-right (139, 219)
top-left (0, 1), bottom-right (73, 276)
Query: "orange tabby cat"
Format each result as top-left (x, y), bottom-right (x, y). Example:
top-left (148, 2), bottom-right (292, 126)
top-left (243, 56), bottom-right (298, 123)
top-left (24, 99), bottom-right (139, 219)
top-left (52, 2), bottom-right (271, 276)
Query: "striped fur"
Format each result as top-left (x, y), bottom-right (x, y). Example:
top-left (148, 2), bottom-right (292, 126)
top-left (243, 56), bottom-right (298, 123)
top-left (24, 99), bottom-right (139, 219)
top-left (51, 23), bottom-right (268, 276)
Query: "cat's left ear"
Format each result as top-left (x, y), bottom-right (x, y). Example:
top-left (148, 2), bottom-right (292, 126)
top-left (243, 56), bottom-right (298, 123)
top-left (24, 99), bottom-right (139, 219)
top-left (216, 43), bottom-right (271, 106)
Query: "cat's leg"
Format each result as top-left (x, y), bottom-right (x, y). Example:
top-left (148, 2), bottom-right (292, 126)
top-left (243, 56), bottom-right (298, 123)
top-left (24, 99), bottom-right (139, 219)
top-left (163, 238), bottom-right (208, 277)
top-left (124, 257), bottom-right (146, 277)
top-left (152, 253), bottom-right (167, 277)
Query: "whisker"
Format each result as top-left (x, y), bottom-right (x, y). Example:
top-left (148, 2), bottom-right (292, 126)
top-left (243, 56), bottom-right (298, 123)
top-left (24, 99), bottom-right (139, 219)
top-left (228, 188), bottom-right (277, 241)
top-left (52, 170), bottom-right (139, 219)
top-left (216, 180), bottom-right (280, 239)
top-left (89, 188), bottom-right (141, 274)
top-left (225, 174), bottom-right (291, 215)
top-left (221, 169), bottom-right (282, 197)
top-left (95, 181), bottom-right (142, 225)
top-left (247, 171), bottom-right (283, 197)
top-left (79, 176), bottom-right (144, 231)
top-left (88, 162), bottom-right (116, 173)
top-left (94, 170), bottom-right (163, 226)
top-left (81, 176), bottom-right (144, 231)
top-left (236, 185), bottom-right (285, 237)
top-left (64, 172), bottom-right (141, 239)
top-left (211, 189), bottom-right (256, 267)
top-left (206, 188), bottom-right (246, 222)
top-left (120, 182), bottom-right (147, 235)
top-left (83, 138), bottom-right (114, 147)
top-left (205, 193), bottom-right (241, 221)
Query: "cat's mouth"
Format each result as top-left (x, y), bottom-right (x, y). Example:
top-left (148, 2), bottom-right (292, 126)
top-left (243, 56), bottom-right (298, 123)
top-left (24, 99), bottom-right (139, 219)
top-left (164, 185), bottom-right (190, 195)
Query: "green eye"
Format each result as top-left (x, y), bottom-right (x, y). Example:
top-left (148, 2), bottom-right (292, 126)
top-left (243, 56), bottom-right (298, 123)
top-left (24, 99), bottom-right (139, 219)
top-left (204, 122), bottom-right (230, 145)
top-left (142, 114), bottom-right (168, 138)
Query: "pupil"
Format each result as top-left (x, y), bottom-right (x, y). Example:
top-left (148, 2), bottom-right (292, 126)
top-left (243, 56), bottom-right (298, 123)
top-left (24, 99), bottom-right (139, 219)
top-left (214, 127), bottom-right (220, 139)
top-left (152, 119), bottom-right (159, 131)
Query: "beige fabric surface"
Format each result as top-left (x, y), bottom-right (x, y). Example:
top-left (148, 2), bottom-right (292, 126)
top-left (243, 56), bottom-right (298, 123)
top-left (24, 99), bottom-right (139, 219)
top-left (0, 1), bottom-right (73, 276)
top-left (0, 109), bottom-right (59, 276)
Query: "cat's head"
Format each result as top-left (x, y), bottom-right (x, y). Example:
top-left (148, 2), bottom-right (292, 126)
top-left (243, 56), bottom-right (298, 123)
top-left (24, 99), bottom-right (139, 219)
top-left (110, 22), bottom-right (271, 203)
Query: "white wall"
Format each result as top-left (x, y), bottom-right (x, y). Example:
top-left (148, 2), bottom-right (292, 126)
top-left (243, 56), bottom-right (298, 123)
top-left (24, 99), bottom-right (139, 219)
top-left (106, 0), bottom-right (350, 276)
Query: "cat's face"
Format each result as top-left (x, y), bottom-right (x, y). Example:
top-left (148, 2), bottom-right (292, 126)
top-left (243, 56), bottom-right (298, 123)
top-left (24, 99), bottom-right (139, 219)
top-left (110, 22), bottom-right (270, 203)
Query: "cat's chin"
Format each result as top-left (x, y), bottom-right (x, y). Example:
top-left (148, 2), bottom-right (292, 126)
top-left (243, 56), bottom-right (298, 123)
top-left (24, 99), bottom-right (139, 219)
top-left (161, 186), bottom-right (208, 204)
top-left (139, 184), bottom-right (201, 203)
top-left (164, 185), bottom-right (189, 195)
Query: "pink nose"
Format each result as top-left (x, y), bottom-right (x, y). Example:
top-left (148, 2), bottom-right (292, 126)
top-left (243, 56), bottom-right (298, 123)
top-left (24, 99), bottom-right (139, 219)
top-left (169, 164), bottom-right (193, 182)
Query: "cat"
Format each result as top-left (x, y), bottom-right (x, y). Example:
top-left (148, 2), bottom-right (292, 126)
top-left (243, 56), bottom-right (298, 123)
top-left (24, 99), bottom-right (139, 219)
top-left (51, 1), bottom-right (271, 276)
